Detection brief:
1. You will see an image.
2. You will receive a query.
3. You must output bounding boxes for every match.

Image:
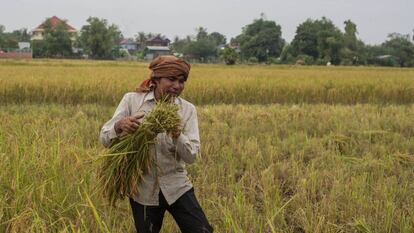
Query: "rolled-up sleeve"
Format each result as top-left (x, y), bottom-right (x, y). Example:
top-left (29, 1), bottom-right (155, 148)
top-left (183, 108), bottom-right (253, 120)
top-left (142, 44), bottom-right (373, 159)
top-left (99, 94), bottom-right (131, 148)
top-left (173, 106), bottom-right (200, 164)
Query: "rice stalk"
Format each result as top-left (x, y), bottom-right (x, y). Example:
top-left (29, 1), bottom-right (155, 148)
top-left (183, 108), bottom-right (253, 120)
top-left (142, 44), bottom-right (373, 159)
top-left (98, 97), bottom-right (180, 206)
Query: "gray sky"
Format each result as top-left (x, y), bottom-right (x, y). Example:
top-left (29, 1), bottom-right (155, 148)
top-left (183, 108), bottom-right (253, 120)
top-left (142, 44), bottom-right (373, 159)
top-left (1, 0), bottom-right (412, 45)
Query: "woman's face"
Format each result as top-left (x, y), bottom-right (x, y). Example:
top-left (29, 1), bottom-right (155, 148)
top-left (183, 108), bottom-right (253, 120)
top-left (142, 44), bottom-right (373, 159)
top-left (154, 75), bottom-right (186, 99)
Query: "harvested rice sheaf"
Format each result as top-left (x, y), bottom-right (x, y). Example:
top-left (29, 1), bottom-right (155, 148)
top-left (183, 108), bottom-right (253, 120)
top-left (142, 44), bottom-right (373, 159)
top-left (98, 98), bottom-right (181, 205)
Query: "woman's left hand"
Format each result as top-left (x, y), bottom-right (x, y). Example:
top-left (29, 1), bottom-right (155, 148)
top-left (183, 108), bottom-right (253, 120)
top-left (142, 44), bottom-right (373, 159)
top-left (169, 125), bottom-right (182, 139)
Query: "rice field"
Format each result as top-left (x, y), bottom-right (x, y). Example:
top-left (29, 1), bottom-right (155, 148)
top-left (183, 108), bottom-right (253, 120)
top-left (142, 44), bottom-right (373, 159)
top-left (1, 59), bottom-right (414, 105)
top-left (1, 59), bottom-right (414, 233)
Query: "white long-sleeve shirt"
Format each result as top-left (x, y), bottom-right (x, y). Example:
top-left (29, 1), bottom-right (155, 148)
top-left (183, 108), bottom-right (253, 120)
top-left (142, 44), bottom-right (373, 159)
top-left (99, 91), bottom-right (200, 205)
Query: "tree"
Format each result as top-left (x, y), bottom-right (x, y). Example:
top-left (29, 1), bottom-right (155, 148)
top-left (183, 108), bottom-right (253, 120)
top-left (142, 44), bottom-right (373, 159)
top-left (0, 26), bottom-right (32, 52)
top-left (0, 25), bottom-right (5, 49)
top-left (290, 19), bottom-right (320, 59)
top-left (196, 27), bottom-right (208, 41)
top-left (79, 17), bottom-right (122, 59)
top-left (136, 32), bottom-right (147, 45)
top-left (32, 40), bottom-right (48, 57)
top-left (208, 32), bottom-right (226, 46)
top-left (219, 46), bottom-right (238, 65)
top-left (171, 36), bottom-right (191, 54)
top-left (184, 38), bottom-right (217, 61)
top-left (43, 20), bottom-right (73, 57)
top-left (291, 17), bottom-right (343, 64)
top-left (0, 25), bottom-right (19, 50)
top-left (31, 19), bottom-right (73, 57)
top-left (340, 20), bottom-right (366, 65)
top-left (383, 33), bottom-right (414, 67)
top-left (235, 17), bottom-right (285, 62)
top-left (280, 44), bottom-right (295, 63)
top-left (172, 28), bottom-right (223, 62)
top-left (10, 28), bottom-right (31, 42)
top-left (343, 20), bottom-right (357, 50)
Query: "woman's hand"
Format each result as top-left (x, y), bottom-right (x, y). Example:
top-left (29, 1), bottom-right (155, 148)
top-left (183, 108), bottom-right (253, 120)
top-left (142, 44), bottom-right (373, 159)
top-left (114, 113), bottom-right (144, 135)
top-left (169, 125), bottom-right (182, 139)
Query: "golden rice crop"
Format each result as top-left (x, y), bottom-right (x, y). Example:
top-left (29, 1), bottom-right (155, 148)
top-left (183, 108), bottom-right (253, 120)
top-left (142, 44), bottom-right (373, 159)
top-left (1, 103), bottom-right (414, 232)
top-left (1, 59), bottom-right (414, 232)
top-left (1, 59), bottom-right (414, 105)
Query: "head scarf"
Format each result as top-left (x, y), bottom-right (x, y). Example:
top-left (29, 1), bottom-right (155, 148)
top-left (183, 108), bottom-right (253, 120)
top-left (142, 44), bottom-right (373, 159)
top-left (136, 55), bottom-right (191, 92)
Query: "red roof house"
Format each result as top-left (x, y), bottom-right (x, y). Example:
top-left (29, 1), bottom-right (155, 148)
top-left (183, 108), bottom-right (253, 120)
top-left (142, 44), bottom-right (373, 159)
top-left (31, 16), bottom-right (77, 40)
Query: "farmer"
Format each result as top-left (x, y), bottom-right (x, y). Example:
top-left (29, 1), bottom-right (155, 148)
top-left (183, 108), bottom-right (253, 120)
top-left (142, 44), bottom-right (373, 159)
top-left (99, 55), bottom-right (213, 233)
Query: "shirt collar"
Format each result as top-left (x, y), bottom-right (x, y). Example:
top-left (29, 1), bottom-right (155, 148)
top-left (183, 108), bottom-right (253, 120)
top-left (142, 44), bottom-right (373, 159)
top-left (143, 91), bottom-right (182, 105)
top-left (143, 91), bottom-right (156, 103)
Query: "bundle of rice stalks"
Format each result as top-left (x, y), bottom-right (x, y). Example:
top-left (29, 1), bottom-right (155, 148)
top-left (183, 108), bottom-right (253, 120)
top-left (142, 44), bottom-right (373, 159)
top-left (98, 98), bottom-right (180, 205)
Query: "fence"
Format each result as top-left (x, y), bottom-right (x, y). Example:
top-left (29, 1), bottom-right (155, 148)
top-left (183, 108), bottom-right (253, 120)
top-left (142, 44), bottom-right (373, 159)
top-left (0, 48), bottom-right (33, 59)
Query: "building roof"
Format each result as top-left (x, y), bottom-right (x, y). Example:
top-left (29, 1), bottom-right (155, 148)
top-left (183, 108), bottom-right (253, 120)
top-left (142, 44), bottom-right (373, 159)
top-left (147, 35), bottom-right (170, 43)
top-left (33, 16), bottom-right (77, 32)
top-left (146, 46), bottom-right (170, 51)
top-left (120, 38), bottom-right (137, 45)
top-left (376, 55), bottom-right (396, 59)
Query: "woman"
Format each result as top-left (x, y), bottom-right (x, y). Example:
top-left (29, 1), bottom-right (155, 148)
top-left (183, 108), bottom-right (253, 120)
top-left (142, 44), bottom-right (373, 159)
top-left (99, 55), bottom-right (213, 233)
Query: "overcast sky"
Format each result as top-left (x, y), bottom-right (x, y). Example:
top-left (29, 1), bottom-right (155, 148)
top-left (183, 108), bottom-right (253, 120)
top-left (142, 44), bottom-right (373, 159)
top-left (1, 0), bottom-right (412, 45)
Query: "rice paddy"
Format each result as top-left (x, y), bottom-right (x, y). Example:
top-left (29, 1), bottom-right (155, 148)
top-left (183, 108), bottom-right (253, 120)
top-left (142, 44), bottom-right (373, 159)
top-left (0, 59), bottom-right (413, 232)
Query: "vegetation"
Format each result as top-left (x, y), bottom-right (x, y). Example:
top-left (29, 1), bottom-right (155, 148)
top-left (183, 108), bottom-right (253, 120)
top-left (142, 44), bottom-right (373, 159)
top-left (32, 20), bottom-right (73, 58)
top-left (78, 17), bottom-right (122, 59)
top-left (382, 33), bottom-right (414, 67)
top-left (219, 46), bottom-right (239, 65)
top-left (172, 27), bottom-right (226, 62)
top-left (1, 59), bottom-right (414, 105)
top-left (234, 16), bottom-right (285, 62)
top-left (0, 60), bottom-right (414, 232)
top-left (2, 14), bottom-right (413, 66)
top-left (0, 25), bottom-right (30, 50)
top-left (290, 17), bottom-right (344, 65)
top-left (1, 103), bottom-right (414, 232)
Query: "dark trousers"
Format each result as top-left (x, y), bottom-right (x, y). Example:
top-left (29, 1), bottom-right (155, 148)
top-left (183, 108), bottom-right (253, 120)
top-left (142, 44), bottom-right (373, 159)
top-left (129, 188), bottom-right (213, 233)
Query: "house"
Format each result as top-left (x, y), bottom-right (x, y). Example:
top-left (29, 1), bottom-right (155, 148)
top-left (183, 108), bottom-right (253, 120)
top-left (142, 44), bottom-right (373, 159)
top-left (228, 41), bottom-right (241, 53)
top-left (376, 55), bottom-right (395, 59)
top-left (143, 35), bottom-right (171, 59)
top-left (217, 44), bottom-right (226, 50)
top-left (146, 35), bottom-right (170, 47)
top-left (18, 42), bottom-right (31, 50)
top-left (145, 46), bottom-right (171, 60)
top-left (119, 38), bottom-right (139, 52)
top-left (31, 16), bottom-right (77, 41)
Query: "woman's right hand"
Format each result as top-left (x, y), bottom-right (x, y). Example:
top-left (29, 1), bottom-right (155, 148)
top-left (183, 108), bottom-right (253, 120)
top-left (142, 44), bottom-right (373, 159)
top-left (114, 113), bottom-right (145, 135)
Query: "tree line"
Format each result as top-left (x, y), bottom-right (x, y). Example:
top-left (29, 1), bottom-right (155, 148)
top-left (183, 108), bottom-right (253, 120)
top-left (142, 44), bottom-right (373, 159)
top-left (0, 15), bottom-right (413, 67)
